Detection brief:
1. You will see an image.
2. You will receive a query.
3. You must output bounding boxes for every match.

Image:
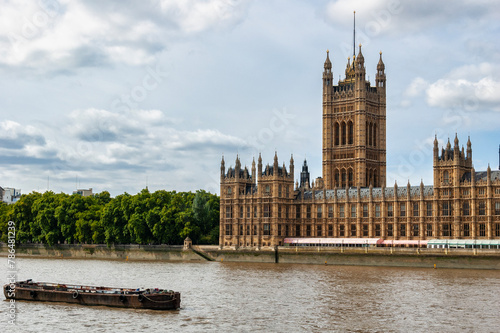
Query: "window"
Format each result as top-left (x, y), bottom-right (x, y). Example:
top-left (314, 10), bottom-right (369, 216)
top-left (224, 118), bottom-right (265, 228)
top-left (496, 188), bottom-right (500, 195)
top-left (226, 206), bottom-right (232, 219)
top-left (413, 203), bottom-right (419, 217)
top-left (442, 202), bottom-right (450, 216)
top-left (254, 206), bottom-right (257, 218)
top-left (328, 206), bottom-right (334, 218)
top-left (278, 206), bottom-right (282, 218)
top-left (296, 225), bottom-right (301, 237)
top-left (413, 224), bottom-right (419, 237)
top-left (400, 224), bottom-right (406, 237)
top-left (400, 203), bottom-right (406, 217)
top-left (246, 206), bottom-right (250, 218)
top-left (363, 224), bottom-right (368, 237)
top-left (387, 224), bottom-right (393, 237)
top-left (285, 225), bottom-right (289, 237)
top-left (463, 202), bottom-right (470, 216)
top-left (263, 224), bottom-right (270, 236)
top-left (350, 224), bottom-right (356, 237)
top-left (478, 188), bottom-right (485, 195)
top-left (426, 202), bottom-right (432, 216)
top-left (286, 186), bottom-right (290, 198)
top-left (479, 202), bottom-right (486, 216)
top-left (375, 224), bottom-right (381, 237)
top-left (317, 206), bottom-right (322, 219)
top-left (225, 224), bottom-right (232, 236)
top-left (296, 206), bottom-right (301, 219)
top-left (443, 171), bottom-right (449, 184)
top-left (278, 185), bottom-right (282, 197)
top-left (495, 202), bottom-right (500, 215)
top-left (339, 205), bottom-right (345, 218)
top-left (253, 225), bottom-right (257, 235)
top-left (286, 206), bottom-right (289, 219)
top-left (443, 223), bottom-right (451, 237)
top-left (464, 223), bottom-right (470, 237)
top-left (363, 204), bottom-right (368, 217)
top-left (277, 224), bottom-right (282, 236)
top-left (239, 225), bottom-right (243, 236)
top-left (306, 206), bottom-right (311, 219)
top-left (387, 203), bottom-right (393, 217)
top-left (328, 224), bottom-right (333, 236)
top-left (426, 223), bottom-right (433, 237)
top-left (306, 225), bottom-right (311, 237)
top-left (495, 223), bottom-right (500, 237)
top-left (317, 225), bottom-right (322, 237)
top-left (375, 204), bottom-right (380, 217)
top-left (264, 205), bottom-right (270, 218)
top-left (227, 187), bottom-right (232, 194)
top-left (351, 205), bottom-right (356, 218)
top-left (239, 207), bottom-right (243, 218)
top-left (265, 185), bottom-right (270, 194)
top-left (479, 223), bottom-right (486, 237)
top-left (246, 225), bottom-right (250, 235)
top-left (463, 189), bottom-right (470, 196)
top-left (339, 224), bottom-right (345, 237)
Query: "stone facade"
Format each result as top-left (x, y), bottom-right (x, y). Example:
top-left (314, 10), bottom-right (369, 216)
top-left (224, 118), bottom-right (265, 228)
top-left (219, 48), bottom-right (500, 249)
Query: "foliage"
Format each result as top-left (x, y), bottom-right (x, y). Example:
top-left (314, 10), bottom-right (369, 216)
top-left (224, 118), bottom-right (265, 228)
top-left (0, 189), bottom-right (219, 246)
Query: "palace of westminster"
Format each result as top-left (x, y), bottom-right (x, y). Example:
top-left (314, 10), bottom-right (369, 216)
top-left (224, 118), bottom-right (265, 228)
top-left (219, 42), bottom-right (500, 249)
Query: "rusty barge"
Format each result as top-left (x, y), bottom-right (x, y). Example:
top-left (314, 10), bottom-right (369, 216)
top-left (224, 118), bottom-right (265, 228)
top-left (3, 280), bottom-right (180, 310)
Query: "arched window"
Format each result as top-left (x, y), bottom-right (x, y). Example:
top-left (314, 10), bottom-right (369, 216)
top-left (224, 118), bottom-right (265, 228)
top-left (368, 123), bottom-right (373, 146)
top-left (443, 171), bottom-right (449, 184)
top-left (334, 170), bottom-right (340, 187)
top-left (365, 121), bottom-right (369, 145)
top-left (341, 122), bottom-right (346, 145)
top-left (348, 121), bottom-right (354, 144)
top-left (334, 122), bottom-right (339, 146)
top-left (373, 124), bottom-right (377, 147)
top-left (341, 169), bottom-right (347, 188)
top-left (348, 169), bottom-right (354, 187)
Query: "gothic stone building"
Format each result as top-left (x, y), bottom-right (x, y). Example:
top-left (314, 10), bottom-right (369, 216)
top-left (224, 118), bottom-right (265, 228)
top-left (219, 46), bottom-right (500, 249)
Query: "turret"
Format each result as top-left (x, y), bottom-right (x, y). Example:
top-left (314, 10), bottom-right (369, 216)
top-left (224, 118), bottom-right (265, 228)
top-left (257, 153), bottom-right (262, 179)
top-left (467, 136), bottom-right (472, 160)
top-left (433, 135), bottom-right (439, 162)
top-left (376, 51), bottom-right (386, 90)
top-left (300, 159), bottom-right (310, 188)
top-left (220, 155), bottom-right (225, 179)
top-left (289, 154), bottom-right (294, 179)
top-left (454, 133), bottom-right (459, 161)
top-left (235, 155), bottom-right (241, 179)
top-left (323, 50), bottom-right (333, 89)
top-left (251, 157), bottom-right (256, 184)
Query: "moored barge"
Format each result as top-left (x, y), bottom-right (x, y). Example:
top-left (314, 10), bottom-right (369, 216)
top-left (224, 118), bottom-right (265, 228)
top-left (4, 280), bottom-right (180, 310)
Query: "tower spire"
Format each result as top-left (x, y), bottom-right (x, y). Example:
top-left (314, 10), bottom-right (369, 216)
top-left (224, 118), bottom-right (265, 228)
top-left (353, 11), bottom-right (356, 57)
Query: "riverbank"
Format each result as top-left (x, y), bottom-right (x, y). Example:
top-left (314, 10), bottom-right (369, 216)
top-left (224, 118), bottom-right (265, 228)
top-left (2, 243), bottom-right (500, 269)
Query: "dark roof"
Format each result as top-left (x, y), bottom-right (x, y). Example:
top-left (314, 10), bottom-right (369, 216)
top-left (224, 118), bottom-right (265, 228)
top-left (297, 186), bottom-right (434, 200)
top-left (476, 170), bottom-right (500, 182)
top-left (263, 165), bottom-right (288, 177)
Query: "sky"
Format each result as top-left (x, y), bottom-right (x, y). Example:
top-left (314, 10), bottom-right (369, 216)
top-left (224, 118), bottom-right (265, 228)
top-left (1, 0), bottom-right (499, 196)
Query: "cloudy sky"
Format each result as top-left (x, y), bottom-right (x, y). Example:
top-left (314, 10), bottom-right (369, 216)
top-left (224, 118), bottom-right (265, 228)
top-left (1, 0), bottom-right (499, 196)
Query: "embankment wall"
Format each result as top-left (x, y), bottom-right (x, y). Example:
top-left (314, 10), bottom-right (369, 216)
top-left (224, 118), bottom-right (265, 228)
top-left (2, 244), bottom-right (500, 269)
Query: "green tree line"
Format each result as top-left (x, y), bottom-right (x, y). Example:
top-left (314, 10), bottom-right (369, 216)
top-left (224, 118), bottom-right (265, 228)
top-left (0, 189), bottom-right (219, 246)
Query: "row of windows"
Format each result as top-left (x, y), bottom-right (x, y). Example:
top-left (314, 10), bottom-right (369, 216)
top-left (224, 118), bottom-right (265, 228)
top-left (226, 184), bottom-right (292, 197)
top-left (439, 187), bottom-right (497, 196)
top-left (225, 223), bottom-right (500, 238)
top-left (225, 202), bottom-right (500, 219)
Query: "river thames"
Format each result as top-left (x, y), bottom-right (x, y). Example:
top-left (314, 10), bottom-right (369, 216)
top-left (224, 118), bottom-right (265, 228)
top-left (1, 258), bottom-right (500, 332)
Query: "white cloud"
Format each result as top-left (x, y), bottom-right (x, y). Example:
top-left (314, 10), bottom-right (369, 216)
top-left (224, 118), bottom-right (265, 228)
top-left (425, 63), bottom-right (500, 111)
top-left (0, 0), bottom-right (250, 72)
top-left (404, 77), bottom-right (429, 97)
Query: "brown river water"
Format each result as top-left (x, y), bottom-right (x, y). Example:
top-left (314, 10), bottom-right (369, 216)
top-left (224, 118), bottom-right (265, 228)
top-left (1, 258), bottom-right (499, 332)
